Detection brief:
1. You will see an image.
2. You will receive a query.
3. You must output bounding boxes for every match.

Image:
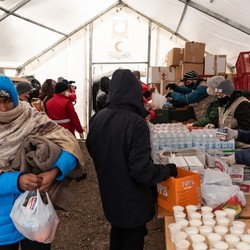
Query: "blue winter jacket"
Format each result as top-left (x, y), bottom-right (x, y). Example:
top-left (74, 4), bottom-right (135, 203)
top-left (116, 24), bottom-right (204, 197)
top-left (170, 79), bottom-right (208, 104)
top-left (0, 150), bottom-right (77, 246)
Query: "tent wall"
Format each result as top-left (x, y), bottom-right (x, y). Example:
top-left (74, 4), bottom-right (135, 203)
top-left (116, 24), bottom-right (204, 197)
top-left (18, 7), bottom-right (183, 130)
top-left (19, 28), bottom-right (90, 132)
top-left (13, 2), bottom-right (250, 131)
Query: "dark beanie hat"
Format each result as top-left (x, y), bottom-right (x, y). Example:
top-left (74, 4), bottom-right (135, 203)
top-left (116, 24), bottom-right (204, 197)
top-left (183, 70), bottom-right (198, 80)
top-left (54, 82), bottom-right (69, 93)
top-left (16, 82), bottom-right (36, 95)
top-left (215, 79), bottom-right (235, 95)
top-left (0, 74), bottom-right (18, 107)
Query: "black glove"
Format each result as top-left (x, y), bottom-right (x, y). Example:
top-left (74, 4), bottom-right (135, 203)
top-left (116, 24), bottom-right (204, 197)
top-left (165, 83), bottom-right (177, 90)
top-left (165, 92), bottom-right (172, 98)
top-left (167, 163), bottom-right (178, 178)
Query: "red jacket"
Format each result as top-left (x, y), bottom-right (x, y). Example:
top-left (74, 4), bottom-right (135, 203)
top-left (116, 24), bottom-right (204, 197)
top-left (143, 97), bottom-right (156, 121)
top-left (46, 93), bottom-right (83, 135)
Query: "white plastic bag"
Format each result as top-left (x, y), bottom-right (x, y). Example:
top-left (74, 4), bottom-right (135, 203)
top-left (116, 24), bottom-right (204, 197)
top-left (201, 168), bottom-right (246, 208)
top-left (151, 88), bottom-right (166, 109)
top-left (201, 184), bottom-right (240, 208)
top-left (202, 168), bottom-right (232, 187)
top-left (10, 190), bottom-right (59, 243)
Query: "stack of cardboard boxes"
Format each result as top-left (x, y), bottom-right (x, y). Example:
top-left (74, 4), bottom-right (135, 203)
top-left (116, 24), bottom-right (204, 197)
top-left (166, 41), bottom-right (227, 84)
top-left (175, 42), bottom-right (205, 82)
top-left (148, 41), bottom-right (227, 95)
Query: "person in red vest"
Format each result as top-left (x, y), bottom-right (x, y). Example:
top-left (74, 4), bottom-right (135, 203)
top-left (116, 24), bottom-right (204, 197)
top-left (132, 71), bottom-right (156, 121)
top-left (132, 71), bottom-right (155, 101)
top-left (46, 81), bottom-right (84, 138)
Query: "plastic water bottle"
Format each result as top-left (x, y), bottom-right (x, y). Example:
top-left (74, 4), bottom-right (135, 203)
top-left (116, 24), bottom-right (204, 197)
top-left (172, 135), bottom-right (179, 149)
top-left (158, 133), bottom-right (165, 151)
top-left (152, 133), bottom-right (159, 151)
top-left (165, 132), bottom-right (172, 148)
top-left (185, 133), bottom-right (192, 148)
top-left (227, 139), bottom-right (235, 149)
top-left (201, 134), bottom-right (207, 149)
top-left (214, 138), bottom-right (221, 149)
top-left (221, 140), bottom-right (228, 149)
top-left (179, 133), bottom-right (185, 149)
top-left (207, 133), bottom-right (215, 149)
top-left (192, 132), bottom-right (200, 147)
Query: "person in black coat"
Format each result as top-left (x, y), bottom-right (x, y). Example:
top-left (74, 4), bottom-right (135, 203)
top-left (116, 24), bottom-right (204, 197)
top-left (86, 69), bottom-right (177, 250)
top-left (95, 76), bottom-right (110, 111)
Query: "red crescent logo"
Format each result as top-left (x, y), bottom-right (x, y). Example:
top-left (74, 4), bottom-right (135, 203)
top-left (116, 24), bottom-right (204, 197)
top-left (115, 41), bottom-right (123, 52)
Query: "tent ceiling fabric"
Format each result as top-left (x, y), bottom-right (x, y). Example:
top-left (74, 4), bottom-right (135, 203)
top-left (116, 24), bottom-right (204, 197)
top-left (0, 0), bottom-right (249, 69)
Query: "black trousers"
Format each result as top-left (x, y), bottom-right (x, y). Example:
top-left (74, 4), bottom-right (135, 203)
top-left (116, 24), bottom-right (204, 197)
top-left (110, 224), bottom-right (148, 250)
top-left (0, 238), bottom-right (51, 250)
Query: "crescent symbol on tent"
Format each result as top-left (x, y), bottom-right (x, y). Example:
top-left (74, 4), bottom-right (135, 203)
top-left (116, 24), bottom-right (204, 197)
top-left (115, 41), bottom-right (123, 52)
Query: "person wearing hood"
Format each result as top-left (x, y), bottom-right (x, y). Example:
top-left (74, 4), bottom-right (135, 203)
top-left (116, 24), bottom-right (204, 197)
top-left (165, 70), bottom-right (212, 120)
top-left (0, 75), bottom-right (85, 249)
top-left (86, 69), bottom-right (177, 250)
top-left (214, 79), bottom-right (250, 148)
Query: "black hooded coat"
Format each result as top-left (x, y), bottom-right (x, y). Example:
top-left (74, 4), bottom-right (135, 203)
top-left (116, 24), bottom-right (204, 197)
top-left (86, 69), bottom-right (173, 228)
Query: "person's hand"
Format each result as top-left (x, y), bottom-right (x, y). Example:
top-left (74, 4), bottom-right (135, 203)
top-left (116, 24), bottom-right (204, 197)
top-left (226, 127), bottom-right (238, 141)
top-left (64, 91), bottom-right (70, 97)
top-left (167, 163), bottom-right (178, 178)
top-left (145, 114), bottom-right (151, 121)
top-left (165, 92), bottom-right (172, 98)
top-left (186, 123), bottom-right (193, 129)
top-left (163, 102), bottom-right (173, 108)
top-left (222, 154), bottom-right (236, 166)
top-left (165, 83), bottom-right (176, 90)
top-left (37, 168), bottom-right (60, 192)
top-left (204, 123), bottom-right (215, 129)
top-left (166, 97), bottom-right (173, 103)
top-left (69, 85), bottom-right (76, 93)
top-left (18, 173), bottom-right (43, 191)
top-left (149, 87), bottom-right (155, 93)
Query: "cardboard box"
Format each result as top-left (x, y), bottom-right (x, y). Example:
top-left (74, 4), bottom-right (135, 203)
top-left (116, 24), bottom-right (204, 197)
top-left (157, 168), bottom-right (201, 213)
top-left (204, 55), bottom-right (227, 75)
top-left (166, 48), bottom-right (184, 67)
top-left (148, 66), bottom-right (175, 83)
top-left (216, 128), bottom-right (228, 141)
top-left (183, 156), bottom-right (203, 168)
top-left (229, 164), bottom-right (245, 183)
top-left (239, 181), bottom-right (250, 195)
top-left (183, 42), bottom-right (205, 63)
top-left (172, 156), bottom-right (189, 170)
top-left (175, 63), bottom-right (204, 80)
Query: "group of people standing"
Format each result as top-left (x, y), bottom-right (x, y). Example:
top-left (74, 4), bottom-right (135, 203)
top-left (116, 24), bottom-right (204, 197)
top-left (0, 75), bottom-right (86, 250)
top-left (87, 68), bottom-right (250, 250)
top-left (15, 77), bottom-right (84, 138)
top-left (2, 66), bottom-right (250, 250)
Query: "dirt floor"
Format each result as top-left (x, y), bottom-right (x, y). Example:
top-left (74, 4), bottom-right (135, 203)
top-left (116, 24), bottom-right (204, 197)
top-left (52, 146), bottom-right (165, 250)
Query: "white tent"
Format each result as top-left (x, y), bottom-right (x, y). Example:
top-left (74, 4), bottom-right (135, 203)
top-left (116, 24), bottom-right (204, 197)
top-left (0, 0), bottom-right (250, 130)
